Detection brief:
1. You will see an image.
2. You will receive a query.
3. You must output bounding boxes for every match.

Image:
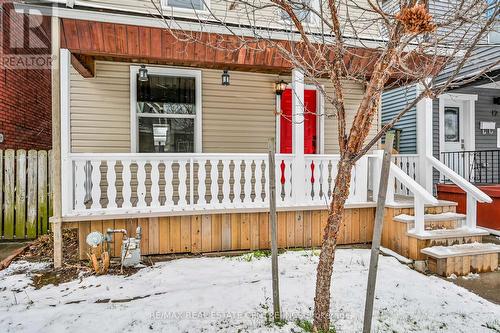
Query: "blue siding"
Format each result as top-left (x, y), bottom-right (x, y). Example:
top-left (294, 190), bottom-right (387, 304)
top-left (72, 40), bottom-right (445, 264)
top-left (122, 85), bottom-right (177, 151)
top-left (381, 85), bottom-right (418, 154)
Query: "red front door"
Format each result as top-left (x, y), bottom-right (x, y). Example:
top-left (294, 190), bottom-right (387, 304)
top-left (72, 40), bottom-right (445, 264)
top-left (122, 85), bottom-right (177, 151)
top-left (280, 89), bottom-right (317, 154)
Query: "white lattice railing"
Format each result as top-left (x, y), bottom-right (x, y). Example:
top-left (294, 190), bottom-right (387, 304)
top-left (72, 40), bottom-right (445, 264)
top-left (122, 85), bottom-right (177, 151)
top-left (63, 153), bottom-right (373, 217)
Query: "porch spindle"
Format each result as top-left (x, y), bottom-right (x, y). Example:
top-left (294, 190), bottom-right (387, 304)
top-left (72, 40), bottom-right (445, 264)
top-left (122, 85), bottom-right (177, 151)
top-left (264, 159), bottom-right (269, 204)
top-left (284, 159), bottom-right (292, 203)
top-left (197, 159), bottom-right (207, 206)
top-left (318, 159), bottom-right (325, 201)
top-left (222, 160), bottom-right (230, 205)
top-left (150, 161), bottom-right (160, 207)
top-left (90, 161), bottom-right (101, 210)
top-left (136, 160), bottom-right (146, 208)
top-left (74, 160), bottom-right (86, 211)
top-left (233, 159), bottom-right (242, 205)
top-left (244, 159), bottom-right (252, 204)
top-left (276, 159), bottom-right (283, 204)
top-left (312, 159), bottom-right (320, 202)
top-left (189, 158), bottom-right (194, 206)
top-left (106, 161), bottom-right (117, 209)
top-left (304, 160), bottom-right (312, 203)
top-left (254, 159), bottom-right (263, 204)
top-left (210, 160), bottom-right (218, 205)
top-left (164, 161), bottom-right (174, 206)
top-left (178, 160), bottom-right (187, 206)
top-left (122, 161), bottom-right (132, 208)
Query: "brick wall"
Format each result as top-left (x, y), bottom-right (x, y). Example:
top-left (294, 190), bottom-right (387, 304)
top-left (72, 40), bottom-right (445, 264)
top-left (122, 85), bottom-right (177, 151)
top-left (0, 1), bottom-right (52, 150)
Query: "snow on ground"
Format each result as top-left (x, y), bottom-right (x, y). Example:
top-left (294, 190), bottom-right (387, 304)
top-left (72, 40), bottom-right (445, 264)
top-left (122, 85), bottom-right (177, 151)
top-left (0, 249), bottom-right (499, 333)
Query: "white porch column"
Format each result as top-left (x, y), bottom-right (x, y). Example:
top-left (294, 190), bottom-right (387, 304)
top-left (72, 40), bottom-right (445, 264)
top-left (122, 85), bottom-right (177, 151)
top-left (60, 48), bottom-right (72, 217)
top-left (292, 68), bottom-right (306, 203)
top-left (416, 84), bottom-right (434, 194)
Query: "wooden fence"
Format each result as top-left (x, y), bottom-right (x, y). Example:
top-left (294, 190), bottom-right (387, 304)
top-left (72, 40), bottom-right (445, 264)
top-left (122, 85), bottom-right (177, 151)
top-left (0, 149), bottom-right (52, 240)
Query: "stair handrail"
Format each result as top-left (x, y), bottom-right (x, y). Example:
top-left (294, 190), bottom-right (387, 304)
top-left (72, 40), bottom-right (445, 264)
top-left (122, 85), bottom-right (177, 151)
top-left (390, 163), bottom-right (438, 204)
top-left (428, 155), bottom-right (492, 203)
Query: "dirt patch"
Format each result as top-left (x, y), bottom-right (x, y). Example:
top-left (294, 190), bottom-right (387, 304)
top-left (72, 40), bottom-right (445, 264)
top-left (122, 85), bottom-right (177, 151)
top-left (12, 229), bottom-right (150, 289)
top-left (18, 229), bottom-right (79, 264)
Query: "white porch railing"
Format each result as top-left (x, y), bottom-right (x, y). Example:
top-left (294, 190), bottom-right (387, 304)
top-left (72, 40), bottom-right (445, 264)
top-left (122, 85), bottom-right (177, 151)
top-left (428, 155), bottom-right (492, 228)
top-left (63, 153), bottom-right (373, 217)
top-left (386, 152), bottom-right (492, 234)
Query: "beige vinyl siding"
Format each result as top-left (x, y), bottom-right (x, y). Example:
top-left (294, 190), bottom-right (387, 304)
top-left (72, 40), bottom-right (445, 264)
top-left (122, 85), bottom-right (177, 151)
top-left (202, 70), bottom-right (277, 153)
top-left (322, 80), bottom-right (378, 154)
top-left (70, 62), bottom-right (131, 153)
top-left (70, 61), bottom-right (377, 154)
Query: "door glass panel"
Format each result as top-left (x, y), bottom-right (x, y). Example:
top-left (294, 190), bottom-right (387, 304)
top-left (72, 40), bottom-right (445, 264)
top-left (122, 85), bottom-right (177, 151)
top-left (444, 107), bottom-right (460, 142)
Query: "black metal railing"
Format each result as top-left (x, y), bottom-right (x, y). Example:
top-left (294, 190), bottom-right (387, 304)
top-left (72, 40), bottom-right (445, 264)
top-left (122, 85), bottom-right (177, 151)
top-left (441, 150), bottom-right (500, 185)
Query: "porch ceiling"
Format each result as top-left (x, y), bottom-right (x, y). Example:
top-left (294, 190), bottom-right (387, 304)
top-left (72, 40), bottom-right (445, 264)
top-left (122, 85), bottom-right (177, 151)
top-left (60, 18), bottom-right (442, 84)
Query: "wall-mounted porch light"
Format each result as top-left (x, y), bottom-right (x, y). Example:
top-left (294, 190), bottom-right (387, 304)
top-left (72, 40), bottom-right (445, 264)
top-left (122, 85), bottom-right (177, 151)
top-left (138, 65), bottom-right (149, 82)
top-left (221, 69), bottom-right (230, 86)
top-left (274, 80), bottom-right (288, 96)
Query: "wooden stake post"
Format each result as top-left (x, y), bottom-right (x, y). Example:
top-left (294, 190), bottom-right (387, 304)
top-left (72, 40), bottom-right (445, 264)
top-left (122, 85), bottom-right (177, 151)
top-left (268, 138), bottom-right (281, 322)
top-left (363, 132), bottom-right (395, 333)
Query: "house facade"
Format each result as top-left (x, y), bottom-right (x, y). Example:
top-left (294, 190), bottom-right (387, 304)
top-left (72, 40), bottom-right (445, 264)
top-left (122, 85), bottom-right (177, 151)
top-left (21, 0), bottom-right (500, 275)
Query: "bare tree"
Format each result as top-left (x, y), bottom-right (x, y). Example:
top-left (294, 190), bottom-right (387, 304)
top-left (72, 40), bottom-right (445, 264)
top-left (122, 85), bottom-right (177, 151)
top-left (151, 0), bottom-right (499, 330)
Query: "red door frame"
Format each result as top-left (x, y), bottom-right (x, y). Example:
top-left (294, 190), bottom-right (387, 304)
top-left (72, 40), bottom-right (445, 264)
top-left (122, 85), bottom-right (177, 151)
top-left (277, 87), bottom-right (321, 154)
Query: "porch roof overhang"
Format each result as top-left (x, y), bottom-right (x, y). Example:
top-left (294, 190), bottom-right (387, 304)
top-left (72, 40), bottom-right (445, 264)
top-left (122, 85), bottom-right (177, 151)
top-left (60, 18), bottom-right (444, 85)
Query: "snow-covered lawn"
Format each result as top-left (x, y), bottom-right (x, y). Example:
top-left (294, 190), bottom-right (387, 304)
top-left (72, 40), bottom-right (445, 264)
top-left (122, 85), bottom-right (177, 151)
top-left (1, 249), bottom-right (499, 332)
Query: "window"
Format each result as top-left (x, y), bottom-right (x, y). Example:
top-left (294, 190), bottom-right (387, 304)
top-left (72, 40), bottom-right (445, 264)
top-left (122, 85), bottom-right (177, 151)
top-left (165, 0), bottom-right (205, 10)
top-left (444, 107), bottom-right (460, 142)
top-left (131, 67), bottom-right (202, 153)
top-left (487, 0), bottom-right (499, 44)
top-left (280, 0), bottom-right (316, 24)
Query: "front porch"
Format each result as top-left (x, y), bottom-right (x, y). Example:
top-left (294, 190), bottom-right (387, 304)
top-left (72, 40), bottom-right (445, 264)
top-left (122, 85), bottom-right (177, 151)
top-left (52, 19), bottom-right (496, 274)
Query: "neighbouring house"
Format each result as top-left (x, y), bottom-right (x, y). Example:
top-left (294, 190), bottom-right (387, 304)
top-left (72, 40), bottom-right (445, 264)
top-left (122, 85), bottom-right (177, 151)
top-left (20, 0), bottom-right (500, 276)
top-left (0, 0), bottom-right (52, 150)
top-left (382, 44), bottom-right (500, 234)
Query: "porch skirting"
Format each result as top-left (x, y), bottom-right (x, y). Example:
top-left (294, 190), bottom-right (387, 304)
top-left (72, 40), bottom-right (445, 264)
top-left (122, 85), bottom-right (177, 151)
top-left (74, 207), bottom-right (375, 259)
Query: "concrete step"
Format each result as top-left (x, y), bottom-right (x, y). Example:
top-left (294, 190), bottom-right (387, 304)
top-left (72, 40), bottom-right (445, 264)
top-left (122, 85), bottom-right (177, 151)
top-left (422, 242), bottom-right (500, 276)
top-left (394, 212), bottom-right (465, 230)
top-left (407, 227), bottom-right (489, 240)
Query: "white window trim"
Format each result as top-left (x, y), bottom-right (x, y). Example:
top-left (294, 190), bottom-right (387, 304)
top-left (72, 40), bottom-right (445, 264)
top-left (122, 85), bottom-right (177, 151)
top-left (130, 65), bottom-right (203, 153)
top-left (275, 84), bottom-right (325, 154)
top-left (438, 93), bottom-right (477, 155)
top-left (160, 0), bottom-right (211, 15)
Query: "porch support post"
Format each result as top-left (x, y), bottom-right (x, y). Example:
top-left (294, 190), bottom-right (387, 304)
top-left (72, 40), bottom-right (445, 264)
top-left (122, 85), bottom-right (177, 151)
top-left (416, 84), bottom-right (433, 194)
top-left (291, 68), bottom-right (305, 203)
top-left (60, 49), bottom-right (72, 217)
top-left (51, 15), bottom-right (63, 268)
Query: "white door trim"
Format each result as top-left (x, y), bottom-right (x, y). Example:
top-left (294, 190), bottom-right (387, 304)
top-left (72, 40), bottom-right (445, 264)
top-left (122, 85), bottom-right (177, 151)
top-left (275, 84), bottom-right (325, 154)
top-left (438, 93), bottom-right (477, 155)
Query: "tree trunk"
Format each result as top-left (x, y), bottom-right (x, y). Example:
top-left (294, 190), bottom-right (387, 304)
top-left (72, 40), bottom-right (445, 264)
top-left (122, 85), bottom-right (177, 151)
top-left (313, 156), bottom-right (353, 332)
